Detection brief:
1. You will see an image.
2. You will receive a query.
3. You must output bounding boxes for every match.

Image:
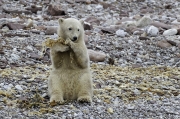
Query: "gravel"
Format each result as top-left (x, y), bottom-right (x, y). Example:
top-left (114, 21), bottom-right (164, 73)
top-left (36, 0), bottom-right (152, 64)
top-left (0, 0), bottom-right (180, 118)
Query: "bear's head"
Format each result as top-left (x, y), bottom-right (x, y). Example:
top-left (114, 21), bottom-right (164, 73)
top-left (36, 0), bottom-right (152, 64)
top-left (58, 18), bottom-right (84, 42)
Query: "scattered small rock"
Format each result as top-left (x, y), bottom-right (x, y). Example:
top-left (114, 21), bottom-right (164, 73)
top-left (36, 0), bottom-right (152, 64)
top-left (116, 29), bottom-right (127, 37)
top-left (163, 29), bottom-right (178, 36)
top-left (11, 54), bottom-right (20, 61)
top-left (15, 85), bottom-right (23, 91)
top-left (107, 107), bottom-right (113, 114)
top-left (126, 104), bottom-right (135, 110)
top-left (146, 26), bottom-right (159, 37)
top-left (96, 4), bottom-right (103, 10)
top-left (26, 19), bottom-right (33, 28)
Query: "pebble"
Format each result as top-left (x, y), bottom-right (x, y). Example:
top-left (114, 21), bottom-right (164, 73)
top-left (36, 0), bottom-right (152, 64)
top-left (26, 19), bottom-right (33, 28)
top-left (157, 40), bottom-right (172, 48)
top-left (128, 40), bottom-right (133, 43)
top-left (169, 58), bottom-right (174, 63)
top-left (107, 107), bottom-right (113, 114)
top-left (156, 53), bottom-right (161, 57)
top-left (126, 104), bottom-right (135, 110)
top-left (11, 54), bottom-right (20, 61)
top-left (26, 78), bottom-right (34, 83)
top-left (136, 58), bottom-right (142, 63)
top-left (3, 84), bottom-right (13, 90)
top-left (1, 26), bottom-right (9, 32)
top-left (96, 4), bottom-right (103, 10)
top-left (40, 32), bottom-right (45, 35)
top-left (41, 85), bottom-right (48, 88)
top-left (171, 19), bottom-right (180, 25)
top-left (136, 16), bottom-right (153, 27)
top-left (0, 83), bottom-right (4, 87)
top-left (116, 29), bottom-right (127, 37)
top-left (163, 29), bottom-right (178, 36)
top-left (21, 50), bottom-right (26, 54)
top-left (67, 8), bottom-right (74, 13)
top-left (147, 26), bottom-right (159, 37)
top-left (42, 93), bottom-right (48, 98)
top-left (15, 85), bottom-right (23, 91)
top-left (87, 5), bottom-right (92, 11)
top-left (15, 95), bottom-right (21, 98)
top-left (133, 89), bottom-right (141, 95)
top-left (171, 47), bottom-right (176, 52)
top-left (26, 45), bottom-right (33, 51)
top-left (113, 97), bottom-right (119, 106)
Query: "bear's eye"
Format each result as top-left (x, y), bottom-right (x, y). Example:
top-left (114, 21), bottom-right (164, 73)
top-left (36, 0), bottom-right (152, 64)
top-left (78, 29), bottom-right (80, 31)
top-left (69, 28), bottom-right (72, 30)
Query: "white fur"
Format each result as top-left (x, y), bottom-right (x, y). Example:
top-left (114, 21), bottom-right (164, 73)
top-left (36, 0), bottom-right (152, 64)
top-left (48, 18), bottom-right (93, 103)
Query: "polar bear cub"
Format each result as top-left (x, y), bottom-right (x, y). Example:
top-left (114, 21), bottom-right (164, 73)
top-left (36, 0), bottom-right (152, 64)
top-left (48, 18), bottom-right (93, 103)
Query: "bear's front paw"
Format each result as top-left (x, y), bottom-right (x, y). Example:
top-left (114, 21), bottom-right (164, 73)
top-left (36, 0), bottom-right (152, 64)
top-left (65, 38), bottom-right (72, 46)
top-left (50, 95), bottom-right (64, 104)
top-left (77, 96), bottom-right (92, 103)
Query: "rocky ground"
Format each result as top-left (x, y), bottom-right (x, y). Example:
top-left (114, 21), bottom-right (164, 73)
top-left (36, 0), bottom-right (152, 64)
top-left (0, 0), bottom-right (180, 118)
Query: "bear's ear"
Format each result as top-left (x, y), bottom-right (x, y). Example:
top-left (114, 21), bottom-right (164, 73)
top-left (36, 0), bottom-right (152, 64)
top-left (79, 19), bottom-right (84, 26)
top-left (58, 18), bottom-right (64, 24)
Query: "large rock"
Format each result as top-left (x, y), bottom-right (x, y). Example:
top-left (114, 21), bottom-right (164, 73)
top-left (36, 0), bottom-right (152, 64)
top-left (47, 4), bottom-right (66, 16)
top-left (100, 25), bottom-right (122, 34)
top-left (163, 29), bottom-right (178, 36)
top-left (151, 21), bottom-right (171, 29)
top-left (84, 22), bottom-right (93, 30)
top-left (157, 40), bottom-right (172, 48)
top-left (88, 49), bottom-right (106, 62)
top-left (6, 23), bottom-right (26, 30)
top-left (45, 26), bottom-right (58, 35)
top-left (26, 5), bottom-right (42, 14)
top-left (136, 16), bottom-right (153, 27)
top-left (85, 16), bottom-right (100, 26)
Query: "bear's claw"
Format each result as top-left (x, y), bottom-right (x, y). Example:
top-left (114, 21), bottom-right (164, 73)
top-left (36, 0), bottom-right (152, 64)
top-left (77, 96), bottom-right (92, 103)
top-left (50, 95), bottom-right (64, 104)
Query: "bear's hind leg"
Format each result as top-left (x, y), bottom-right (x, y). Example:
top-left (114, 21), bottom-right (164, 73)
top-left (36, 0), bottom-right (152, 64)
top-left (77, 73), bottom-right (93, 103)
top-left (48, 73), bottom-right (64, 103)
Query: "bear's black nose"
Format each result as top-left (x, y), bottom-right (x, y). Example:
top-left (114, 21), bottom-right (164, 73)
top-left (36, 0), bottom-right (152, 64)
top-left (73, 36), bottom-right (77, 41)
